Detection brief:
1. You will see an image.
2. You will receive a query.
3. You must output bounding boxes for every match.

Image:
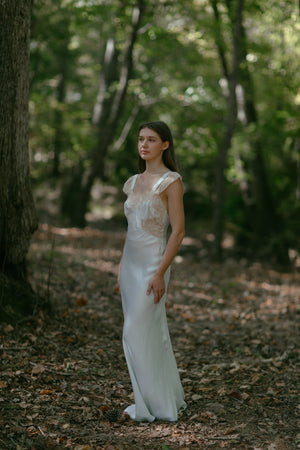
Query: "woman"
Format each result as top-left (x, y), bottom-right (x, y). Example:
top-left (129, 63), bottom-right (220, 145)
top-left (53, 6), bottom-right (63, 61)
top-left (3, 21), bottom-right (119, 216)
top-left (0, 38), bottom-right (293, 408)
top-left (119, 121), bottom-right (186, 422)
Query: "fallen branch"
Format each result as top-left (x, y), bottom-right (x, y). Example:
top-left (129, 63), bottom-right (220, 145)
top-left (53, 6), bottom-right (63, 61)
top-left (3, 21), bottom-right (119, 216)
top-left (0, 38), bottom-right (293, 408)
top-left (38, 426), bottom-right (45, 436)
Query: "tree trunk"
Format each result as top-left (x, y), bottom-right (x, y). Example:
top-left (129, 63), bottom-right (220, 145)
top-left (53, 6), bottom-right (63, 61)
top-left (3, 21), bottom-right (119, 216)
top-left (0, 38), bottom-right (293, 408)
top-left (212, 0), bottom-right (244, 259)
top-left (61, 0), bottom-right (145, 227)
top-left (211, 0), bottom-right (288, 262)
top-left (228, 10), bottom-right (289, 261)
top-left (52, 16), bottom-right (71, 177)
top-left (0, 0), bottom-right (39, 318)
top-left (237, 24), bottom-right (277, 236)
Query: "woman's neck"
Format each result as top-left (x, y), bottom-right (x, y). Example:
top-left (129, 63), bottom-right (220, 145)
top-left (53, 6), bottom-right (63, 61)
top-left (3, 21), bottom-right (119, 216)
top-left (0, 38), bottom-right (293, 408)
top-left (145, 162), bottom-right (167, 175)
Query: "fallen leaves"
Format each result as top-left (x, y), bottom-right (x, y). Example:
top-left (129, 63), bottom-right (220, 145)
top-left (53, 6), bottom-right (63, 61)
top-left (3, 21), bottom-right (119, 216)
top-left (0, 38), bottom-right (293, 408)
top-left (76, 295), bottom-right (88, 306)
top-left (40, 389), bottom-right (52, 396)
top-left (31, 365), bottom-right (46, 375)
top-left (0, 224), bottom-right (299, 449)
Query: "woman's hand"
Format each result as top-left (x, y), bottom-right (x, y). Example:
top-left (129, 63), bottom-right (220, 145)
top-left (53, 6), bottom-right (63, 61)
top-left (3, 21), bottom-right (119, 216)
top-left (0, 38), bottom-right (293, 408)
top-left (147, 274), bottom-right (165, 304)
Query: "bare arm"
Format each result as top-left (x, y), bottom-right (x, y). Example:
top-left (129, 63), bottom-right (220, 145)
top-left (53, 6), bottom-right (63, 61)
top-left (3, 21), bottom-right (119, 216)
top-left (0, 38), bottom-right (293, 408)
top-left (147, 179), bottom-right (185, 304)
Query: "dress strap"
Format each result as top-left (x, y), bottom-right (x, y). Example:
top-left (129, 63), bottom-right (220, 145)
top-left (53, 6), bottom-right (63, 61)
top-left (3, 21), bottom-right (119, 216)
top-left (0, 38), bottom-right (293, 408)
top-left (152, 171), bottom-right (171, 192)
top-left (131, 174), bottom-right (138, 190)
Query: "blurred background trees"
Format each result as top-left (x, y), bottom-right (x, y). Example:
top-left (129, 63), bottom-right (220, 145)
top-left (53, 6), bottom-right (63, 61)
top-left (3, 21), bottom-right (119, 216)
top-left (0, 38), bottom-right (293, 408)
top-left (29, 0), bottom-right (300, 263)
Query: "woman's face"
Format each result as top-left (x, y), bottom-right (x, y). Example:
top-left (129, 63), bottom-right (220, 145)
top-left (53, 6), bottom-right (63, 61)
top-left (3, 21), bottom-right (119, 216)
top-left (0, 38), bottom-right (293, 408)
top-left (138, 128), bottom-right (169, 163)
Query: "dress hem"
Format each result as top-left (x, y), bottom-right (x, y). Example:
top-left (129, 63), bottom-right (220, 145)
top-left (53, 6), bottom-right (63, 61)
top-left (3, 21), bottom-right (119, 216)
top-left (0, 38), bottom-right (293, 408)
top-left (124, 401), bottom-right (187, 423)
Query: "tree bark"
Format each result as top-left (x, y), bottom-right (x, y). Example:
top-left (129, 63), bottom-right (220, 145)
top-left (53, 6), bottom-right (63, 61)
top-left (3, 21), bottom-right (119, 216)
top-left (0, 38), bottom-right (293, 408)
top-left (0, 0), bottom-right (38, 285)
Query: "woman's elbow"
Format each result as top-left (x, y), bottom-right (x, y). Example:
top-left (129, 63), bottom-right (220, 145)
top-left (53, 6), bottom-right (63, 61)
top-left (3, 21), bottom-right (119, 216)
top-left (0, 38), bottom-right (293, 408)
top-left (175, 228), bottom-right (185, 243)
top-left (180, 229), bottom-right (185, 242)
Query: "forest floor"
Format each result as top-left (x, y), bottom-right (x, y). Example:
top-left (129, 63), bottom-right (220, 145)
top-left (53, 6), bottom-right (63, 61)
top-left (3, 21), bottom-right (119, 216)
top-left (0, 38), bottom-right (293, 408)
top-left (0, 213), bottom-right (300, 449)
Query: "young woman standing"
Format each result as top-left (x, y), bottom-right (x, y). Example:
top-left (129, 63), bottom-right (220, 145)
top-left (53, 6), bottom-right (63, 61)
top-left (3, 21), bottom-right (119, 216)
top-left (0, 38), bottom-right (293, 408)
top-left (119, 121), bottom-right (186, 422)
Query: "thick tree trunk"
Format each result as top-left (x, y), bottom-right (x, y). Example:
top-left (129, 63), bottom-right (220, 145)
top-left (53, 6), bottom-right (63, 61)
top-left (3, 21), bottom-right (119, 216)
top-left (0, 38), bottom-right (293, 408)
top-left (61, 0), bottom-right (145, 227)
top-left (0, 0), bottom-right (38, 306)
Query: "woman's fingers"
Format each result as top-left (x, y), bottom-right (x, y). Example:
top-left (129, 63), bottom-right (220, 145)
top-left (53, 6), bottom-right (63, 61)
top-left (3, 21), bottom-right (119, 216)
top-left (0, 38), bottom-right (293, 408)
top-left (154, 287), bottom-right (165, 304)
top-left (154, 292), bottom-right (165, 303)
top-left (147, 276), bottom-right (165, 303)
top-left (146, 281), bottom-right (152, 296)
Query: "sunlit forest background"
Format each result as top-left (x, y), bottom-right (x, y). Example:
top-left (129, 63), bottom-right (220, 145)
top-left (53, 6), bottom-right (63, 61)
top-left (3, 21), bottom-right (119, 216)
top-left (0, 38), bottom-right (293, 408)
top-left (29, 0), bottom-right (300, 264)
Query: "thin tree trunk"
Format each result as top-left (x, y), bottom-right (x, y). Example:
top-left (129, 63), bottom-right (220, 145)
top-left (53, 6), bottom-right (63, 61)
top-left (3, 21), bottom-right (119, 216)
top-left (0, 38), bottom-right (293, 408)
top-left (91, 0), bottom-right (145, 180)
top-left (53, 77), bottom-right (65, 176)
top-left (61, 0), bottom-right (145, 226)
top-left (212, 0), bottom-right (245, 259)
top-left (112, 104), bottom-right (140, 152)
top-left (52, 14), bottom-right (71, 177)
top-left (211, 0), bottom-right (286, 260)
top-left (53, 61), bottom-right (67, 175)
top-left (296, 140), bottom-right (300, 200)
top-left (229, 16), bottom-right (288, 261)
top-left (237, 24), bottom-right (277, 240)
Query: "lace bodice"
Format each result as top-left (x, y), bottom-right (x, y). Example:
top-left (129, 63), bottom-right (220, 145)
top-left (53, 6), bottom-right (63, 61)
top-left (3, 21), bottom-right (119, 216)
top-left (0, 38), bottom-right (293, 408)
top-left (123, 171), bottom-right (182, 239)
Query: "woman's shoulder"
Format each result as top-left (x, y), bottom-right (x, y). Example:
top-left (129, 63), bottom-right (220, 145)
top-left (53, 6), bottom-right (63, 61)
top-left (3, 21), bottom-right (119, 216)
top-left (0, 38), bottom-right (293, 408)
top-left (156, 171), bottom-right (182, 194)
top-left (123, 174), bottom-right (138, 195)
top-left (166, 171), bottom-right (182, 181)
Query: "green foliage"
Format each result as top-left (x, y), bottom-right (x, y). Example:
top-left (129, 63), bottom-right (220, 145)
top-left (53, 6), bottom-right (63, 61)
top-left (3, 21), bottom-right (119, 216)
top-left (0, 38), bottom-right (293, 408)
top-left (29, 0), bottom-right (300, 256)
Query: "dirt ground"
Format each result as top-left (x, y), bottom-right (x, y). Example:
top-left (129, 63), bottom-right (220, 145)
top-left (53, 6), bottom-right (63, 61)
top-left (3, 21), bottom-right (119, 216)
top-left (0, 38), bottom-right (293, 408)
top-left (0, 221), bottom-right (299, 449)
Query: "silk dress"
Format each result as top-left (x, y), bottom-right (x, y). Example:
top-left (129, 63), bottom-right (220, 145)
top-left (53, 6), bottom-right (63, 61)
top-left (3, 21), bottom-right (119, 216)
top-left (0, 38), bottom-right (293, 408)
top-left (120, 171), bottom-right (186, 422)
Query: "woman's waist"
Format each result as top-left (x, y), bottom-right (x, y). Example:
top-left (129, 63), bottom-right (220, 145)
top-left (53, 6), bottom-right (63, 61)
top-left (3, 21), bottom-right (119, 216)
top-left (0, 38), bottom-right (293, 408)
top-left (123, 240), bottom-right (165, 270)
top-left (125, 231), bottom-right (166, 252)
top-left (127, 224), bottom-right (166, 242)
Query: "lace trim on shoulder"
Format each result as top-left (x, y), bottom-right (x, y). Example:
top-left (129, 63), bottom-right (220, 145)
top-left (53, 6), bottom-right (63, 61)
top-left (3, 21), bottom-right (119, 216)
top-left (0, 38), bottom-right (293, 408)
top-left (155, 172), bottom-right (182, 194)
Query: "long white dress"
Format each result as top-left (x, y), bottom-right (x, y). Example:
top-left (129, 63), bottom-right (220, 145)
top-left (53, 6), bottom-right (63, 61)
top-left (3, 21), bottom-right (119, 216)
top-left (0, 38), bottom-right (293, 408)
top-left (120, 171), bottom-right (186, 422)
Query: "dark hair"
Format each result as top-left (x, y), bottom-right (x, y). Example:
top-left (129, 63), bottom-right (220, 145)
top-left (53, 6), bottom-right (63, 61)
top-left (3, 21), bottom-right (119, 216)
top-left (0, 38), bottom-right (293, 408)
top-left (138, 121), bottom-right (178, 173)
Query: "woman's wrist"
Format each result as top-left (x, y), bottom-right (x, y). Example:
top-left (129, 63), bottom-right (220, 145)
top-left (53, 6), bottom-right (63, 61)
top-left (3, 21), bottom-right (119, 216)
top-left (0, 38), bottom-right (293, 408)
top-left (155, 269), bottom-right (165, 278)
